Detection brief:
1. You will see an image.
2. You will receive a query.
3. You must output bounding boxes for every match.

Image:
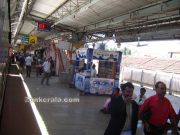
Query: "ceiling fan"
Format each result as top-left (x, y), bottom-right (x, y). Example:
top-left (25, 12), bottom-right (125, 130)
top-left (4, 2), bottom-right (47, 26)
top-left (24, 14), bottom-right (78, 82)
top-left (136, 37), bottom-right (148, 47)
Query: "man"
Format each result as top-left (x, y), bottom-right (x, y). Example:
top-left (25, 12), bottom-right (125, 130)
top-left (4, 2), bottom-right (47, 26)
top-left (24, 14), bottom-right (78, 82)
top-left (25, 54), bottom-right (33, 77)
top-left (19, 54), bottom-right (25, 73)
top-left (41, 58), bottom-right (51, 85)
top-left (135, 87), bottom-right (146, 106)
top-left (139, 81), bottom-right (178, 135)
top-left (104, 82), bottom-right (139, 135)
top-left (91, 64), bottom-right (97, 77)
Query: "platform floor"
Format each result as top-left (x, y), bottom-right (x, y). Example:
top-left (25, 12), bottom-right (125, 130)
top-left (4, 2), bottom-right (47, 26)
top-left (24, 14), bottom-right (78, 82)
top-left (24, 73), bottom-right (109, 135)
top-left (23, 72), bottom-right (180, 135)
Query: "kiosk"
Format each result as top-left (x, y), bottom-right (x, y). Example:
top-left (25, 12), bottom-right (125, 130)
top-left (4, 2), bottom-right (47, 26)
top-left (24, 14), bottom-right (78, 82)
top-left (75, 48), bottom-right (122, 95)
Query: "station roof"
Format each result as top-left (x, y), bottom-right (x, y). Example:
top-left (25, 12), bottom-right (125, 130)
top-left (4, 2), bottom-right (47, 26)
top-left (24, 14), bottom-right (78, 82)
top-left (10, 0), bottom-right (180, 42)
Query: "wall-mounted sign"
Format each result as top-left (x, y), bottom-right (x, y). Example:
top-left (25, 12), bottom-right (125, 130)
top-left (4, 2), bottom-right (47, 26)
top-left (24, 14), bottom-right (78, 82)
top-left (19, 44), bottom-right (25, 50)
top-left (29, 35), bottom-right (37, 44)
top-left (21, 35), bottom-right (29, 44)
top-left (57, 41), bottom-right (72, 50)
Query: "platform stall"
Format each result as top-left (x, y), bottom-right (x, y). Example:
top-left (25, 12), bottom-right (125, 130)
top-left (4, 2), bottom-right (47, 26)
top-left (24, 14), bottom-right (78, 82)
top-left (89, 50), bottom-right (122, 95)
top-left (74, 48), bottom-right (93, 92)
top-left (75, 73), bottom-right (90, 92)
top-left (74, 48), bottom-right (122, 95)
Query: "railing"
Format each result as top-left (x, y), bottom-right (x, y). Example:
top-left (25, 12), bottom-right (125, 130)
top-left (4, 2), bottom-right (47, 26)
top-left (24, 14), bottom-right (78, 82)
top-left (121, 67), bottom-right (180, 95)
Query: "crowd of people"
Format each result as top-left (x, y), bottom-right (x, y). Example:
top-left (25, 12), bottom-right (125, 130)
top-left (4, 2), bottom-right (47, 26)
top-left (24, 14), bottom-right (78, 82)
top-left (102, 81), bottom-right (180, 135)
top-left (14, 52), bottom-right (55, 86)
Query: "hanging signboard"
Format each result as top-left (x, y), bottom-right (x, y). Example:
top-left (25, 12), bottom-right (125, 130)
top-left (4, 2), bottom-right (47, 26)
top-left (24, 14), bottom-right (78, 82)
top-left (29, 35), bottom-right (37, 44)
top-left (37, 22), bottom-right (51, 32)
top-left (57, 41), bottom-right (72, 50)
top-left (19, 44), bottom-right (25, 50)
top-left (93, 50), bottom-right (119, 61)
top-left (21, 35), bottom-right (29, 44)
top-left (77, 48), bottom-right (87, 60)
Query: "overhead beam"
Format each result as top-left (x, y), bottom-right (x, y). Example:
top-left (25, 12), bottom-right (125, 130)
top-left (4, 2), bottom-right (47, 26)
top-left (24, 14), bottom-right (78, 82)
top-left (12, 0), bottom-right (29, 38)
top-left (46, 0), bottom-right (69, 19)
top-left (85, 22), bottom-right (180, 42)
top-left (26, 0), bottom-right (37, 15)
top-left (79, 0), bottom-right (180, 32)
top-left (53, 0), bottom-right (102, 26)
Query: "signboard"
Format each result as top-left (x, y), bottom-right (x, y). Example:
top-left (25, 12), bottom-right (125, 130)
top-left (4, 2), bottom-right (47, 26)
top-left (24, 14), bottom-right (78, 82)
top-left (29, 35), bottom-right (37, 44)
top-left (57, 41), bottom-right (72, 50)
top-left (77, 48), bottom-right (87, 60)
top-left (37, 22), bottom-right (51, 31)
top-left (19, 44), bottom-right (25, 50)
top-left (90, 78), bottom-right (114, 95)
top-left (93, 50), bottom-right (119, 61)
top-left (21, 35), bottom-right (29, 44)
top-left (75, 73), bottom-right (90, 92)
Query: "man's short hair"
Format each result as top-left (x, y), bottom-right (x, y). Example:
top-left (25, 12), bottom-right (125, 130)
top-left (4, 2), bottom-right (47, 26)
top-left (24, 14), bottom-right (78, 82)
top-left (155, 81), bottom-right (166, 89)
top-left (140, 87), bottom-right (146, 92)
top-left (114, 87), bottom-right (120, 93)
top-left (121, 82), bottom-right (134, 92)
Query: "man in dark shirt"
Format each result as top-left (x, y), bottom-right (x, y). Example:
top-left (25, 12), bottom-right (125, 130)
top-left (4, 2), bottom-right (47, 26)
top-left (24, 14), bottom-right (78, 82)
top-left (104, 82), bottom-right (139, 135)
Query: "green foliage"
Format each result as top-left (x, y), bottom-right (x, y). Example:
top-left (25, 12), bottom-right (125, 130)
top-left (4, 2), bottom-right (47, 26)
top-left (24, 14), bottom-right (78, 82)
top-left (121, 47), bottom-right (132, 55)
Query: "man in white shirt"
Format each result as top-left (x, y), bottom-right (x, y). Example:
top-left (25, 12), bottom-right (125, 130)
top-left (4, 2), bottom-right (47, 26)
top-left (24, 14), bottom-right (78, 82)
top-left (41, 58), bottom-right (51, 85)
top-left (25, 54), bottom-right (33, 77)
top-left (135, 87), bottom-right (146, 106)
top-left (91, 64), bottom-right (97, 77)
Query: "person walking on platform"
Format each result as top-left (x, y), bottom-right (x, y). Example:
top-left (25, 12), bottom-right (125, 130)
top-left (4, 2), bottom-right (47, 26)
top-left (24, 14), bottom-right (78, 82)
top-left (41, 58), bottom-right (51, 85)
top-left (104, 82), bottom-right (139, 135)
top-left (25, 54), bottom-right (33, 77)
top-left (19, 54), bottom-right (25, 73)
top-left (139, 81), bottom-right (178, 135)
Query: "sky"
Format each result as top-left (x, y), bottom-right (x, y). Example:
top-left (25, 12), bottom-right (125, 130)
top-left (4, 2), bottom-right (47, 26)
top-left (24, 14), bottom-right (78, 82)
top-left (106, 40), bottom-right (180, 59)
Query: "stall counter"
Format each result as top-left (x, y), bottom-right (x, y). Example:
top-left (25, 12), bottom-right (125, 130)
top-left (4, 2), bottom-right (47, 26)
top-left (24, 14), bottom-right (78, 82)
top-left (90, 78), bottom-right (114, 95)
top-left (75, 73), bottom-right (90, 92)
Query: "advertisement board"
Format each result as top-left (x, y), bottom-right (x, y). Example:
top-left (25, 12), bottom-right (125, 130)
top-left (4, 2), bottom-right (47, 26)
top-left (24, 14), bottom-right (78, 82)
top-left (57, 41), bottom-right (72, 50)
top-left (75, 73), bottom-right (90, 92)
top-left (93, 50), bottom-right (119, 61)
top-left (90, 78), bottom-right (114, 95)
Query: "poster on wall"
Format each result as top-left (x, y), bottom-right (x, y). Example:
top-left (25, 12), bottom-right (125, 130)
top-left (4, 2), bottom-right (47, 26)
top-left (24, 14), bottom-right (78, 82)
top-left (90, 78), bottom-right (114, 95)
top-left (93, 50), bottom-right (119, 61)
top-left (57, 41), bottom-right (72, 50)
top-left (115, 51), bottom-right (122, 79)
top-left (75, 73), bottom-right (90, 92)
top-left (77, 48), bottom-right (87, 60)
